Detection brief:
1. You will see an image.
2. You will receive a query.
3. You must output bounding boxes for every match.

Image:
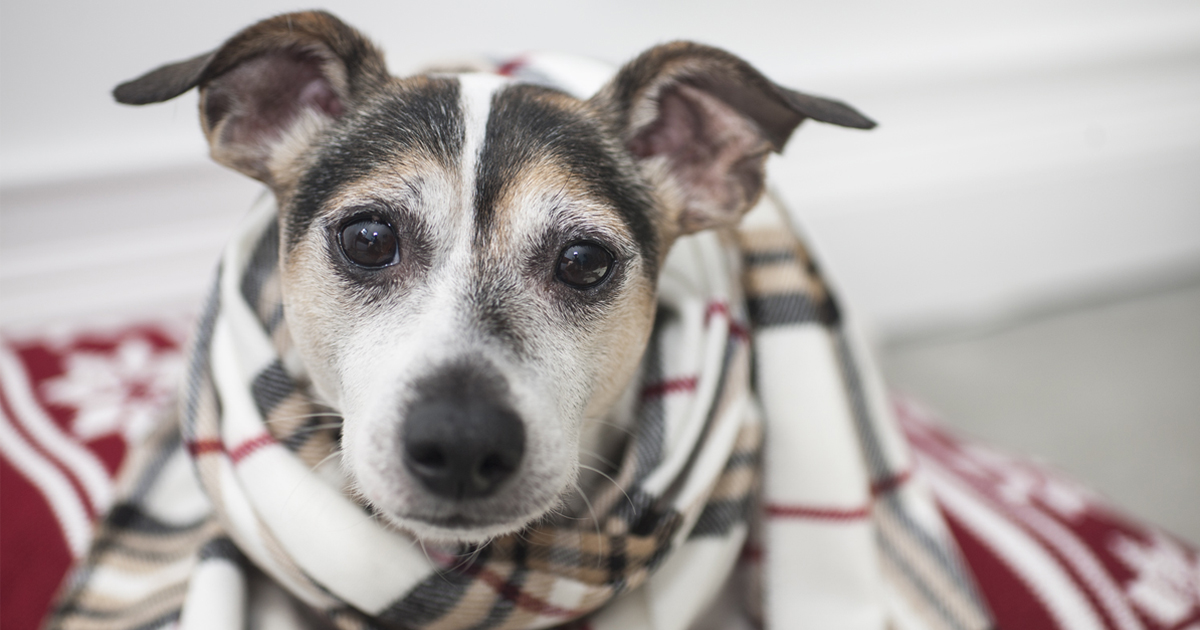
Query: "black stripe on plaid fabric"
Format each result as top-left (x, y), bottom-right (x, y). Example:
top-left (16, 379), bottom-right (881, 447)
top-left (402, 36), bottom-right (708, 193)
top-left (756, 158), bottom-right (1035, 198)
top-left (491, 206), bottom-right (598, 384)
top-left (877, 495), bottom-right (987, 610)
top-left (832, 331), bottom-right (889, 480)
top-left (833, 329), bottom-right (990, 617)
top-left (240, 216), bottom-right (280, 321)
top-left (476, 541), bottom-right (530, 629)
top-left (378, 547), bottom-right (493, 627)
top-left (661, 332), bottom-right (746, 510)
top-left (251, 359), bottom-right (295, 419)
top-left (54, 608), bottom-right (184, 630)
top-left (833, 333), bottom-right (964, 567)
top-left (104, 503), bottom-right (211, 535)
top-left (630, 307), bottom-right (671, 483)
top-left (181, 268), bottom-right (222, 442)
top-left (689, 496), bottom-right (753, 538)
top-left (746, 292), bottom-right (841, 328)
top-left (742, 248), bottom-right (796, 267)
top-left (878, 530), bottom-right (995, 630)
top-left (609, 488), bottom-right (662, 537)
top-left (538, 536), bottom-right (584, 570)
top-left (49, 582), bottom-right (186, 629)
top-left (129, 611), bottom-right (185, 630)
top-left (281, 413), bottom-right (340, 454)
top-left (688, 448), bottom-right (760, 539)
top-left (96, 539), bottom-right (203, 565)
top-left (198, 536), bottom-right (245, 563)
top-left (55, 607), bottom-right (184, 630)
top-left (606, 529), bottom-right (629, 592)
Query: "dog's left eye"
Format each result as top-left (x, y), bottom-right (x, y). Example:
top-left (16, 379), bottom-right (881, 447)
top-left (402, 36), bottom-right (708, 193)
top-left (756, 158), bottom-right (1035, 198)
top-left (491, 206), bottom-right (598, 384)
top-left (556, 241), bottom-right (613, 288)
top-left (339, 218), bottom-right (399, 268)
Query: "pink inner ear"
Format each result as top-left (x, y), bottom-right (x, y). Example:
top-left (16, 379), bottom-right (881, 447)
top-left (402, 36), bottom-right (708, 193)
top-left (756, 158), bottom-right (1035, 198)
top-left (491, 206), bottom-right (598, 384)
top-left (629, 85), bottom-right (707, 161)
top-left (298, 76), bottom-right (344, 119)
top-left (205, 50), bottom-right (344, 147)
top-left (628, 83), bottom-right (770, 231)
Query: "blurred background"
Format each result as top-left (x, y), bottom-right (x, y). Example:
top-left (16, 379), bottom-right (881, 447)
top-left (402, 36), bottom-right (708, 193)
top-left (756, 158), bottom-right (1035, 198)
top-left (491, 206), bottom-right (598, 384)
top-left (2, 1), bottom-right (1198, 541)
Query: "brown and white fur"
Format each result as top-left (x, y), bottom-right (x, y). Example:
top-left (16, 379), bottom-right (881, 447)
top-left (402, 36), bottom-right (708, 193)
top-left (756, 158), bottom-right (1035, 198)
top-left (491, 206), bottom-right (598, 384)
top-left (115, 10), bottom-right (874, 546)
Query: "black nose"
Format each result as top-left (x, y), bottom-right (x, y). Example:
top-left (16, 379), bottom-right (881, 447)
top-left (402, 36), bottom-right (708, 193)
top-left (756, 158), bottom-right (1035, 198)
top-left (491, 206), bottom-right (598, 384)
top-left (401, 366), bottom-right (525, 500)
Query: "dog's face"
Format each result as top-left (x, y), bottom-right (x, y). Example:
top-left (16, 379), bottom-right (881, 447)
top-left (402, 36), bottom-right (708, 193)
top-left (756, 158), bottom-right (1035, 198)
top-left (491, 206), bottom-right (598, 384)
top-left (115, 10), bottom-right (873, 543)
top-left (281, 75), bottom-right (662, 540)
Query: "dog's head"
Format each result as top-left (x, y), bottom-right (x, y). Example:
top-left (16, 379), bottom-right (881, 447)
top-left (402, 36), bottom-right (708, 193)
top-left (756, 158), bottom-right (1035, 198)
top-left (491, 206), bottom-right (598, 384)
top-left (116, 11), bottom-right (873, 543)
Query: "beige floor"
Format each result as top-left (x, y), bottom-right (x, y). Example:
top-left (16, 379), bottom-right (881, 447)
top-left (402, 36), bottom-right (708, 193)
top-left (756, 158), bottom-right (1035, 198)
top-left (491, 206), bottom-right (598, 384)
top-left (879, 272), bottom-right (1200, 544)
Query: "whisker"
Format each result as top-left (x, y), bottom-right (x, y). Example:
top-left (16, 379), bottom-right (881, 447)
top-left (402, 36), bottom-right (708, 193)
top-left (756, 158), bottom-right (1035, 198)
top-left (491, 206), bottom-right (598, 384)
top-left (293, 422), bottom-right (343, 432)
top-left (572, 479), bottom-right (605, 568)
top-left (577, 448), bottom-right (619, 470)
top-left (579, 464), bottom-right (633, 510)
top-left (583, 417), bottom-right (635, 436)
top-left (442, 544), bottom-right (486, 574)
top-left (421, 540), bottom-right (458, 584)
top-left (308, 449), bottom-right (342, 473)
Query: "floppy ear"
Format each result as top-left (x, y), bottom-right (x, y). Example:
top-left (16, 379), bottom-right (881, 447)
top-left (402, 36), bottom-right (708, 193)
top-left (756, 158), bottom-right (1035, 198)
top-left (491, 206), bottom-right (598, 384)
top-left (113, 11), bottom-right (389, 185)
top-left (591, 42), bottom-right (875, 236)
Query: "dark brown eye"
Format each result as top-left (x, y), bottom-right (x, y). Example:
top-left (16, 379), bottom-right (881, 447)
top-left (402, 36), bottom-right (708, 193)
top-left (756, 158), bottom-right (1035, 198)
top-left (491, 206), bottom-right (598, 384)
top-left (556, 241), bottom-right (613, 288)
top-left (339, 217), bottom-right (399, 268)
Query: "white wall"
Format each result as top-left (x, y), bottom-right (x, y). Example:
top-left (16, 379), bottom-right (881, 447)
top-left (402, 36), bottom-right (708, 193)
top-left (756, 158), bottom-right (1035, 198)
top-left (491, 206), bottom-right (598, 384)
top-left (3, 1), bottom-right (1199, 333)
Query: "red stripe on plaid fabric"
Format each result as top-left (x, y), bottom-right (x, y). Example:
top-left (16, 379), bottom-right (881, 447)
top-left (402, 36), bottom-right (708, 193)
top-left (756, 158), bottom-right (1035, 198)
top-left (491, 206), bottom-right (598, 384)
top-left (229, 433), bottom-right (277, 464)
top-left (467, 562), bottom-right (583, 620)
top-left (641, 376), bottom-right (698, 400)
top-left (706, 301), bottom-right (730, 320)
top-left (765, 503), bottom-right (870, 521)
top-left (704, 301), bottom-right (750, 341)
top-left (496, 57), bottom-right (528, 76)
top-left (870, 469), bottom-right (912, 496)
top-left (761, 472), bottom-right (908, 524)
top-left (187, 439), bottom-right (224, 457)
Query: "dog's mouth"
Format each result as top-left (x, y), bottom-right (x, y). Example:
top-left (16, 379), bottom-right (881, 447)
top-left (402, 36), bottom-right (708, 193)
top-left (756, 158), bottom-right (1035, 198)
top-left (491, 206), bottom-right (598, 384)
top-left (367, 463), bottom-right (573, 543)
top-left (406, 511), bottom-right (508, 530)
top-left (381, 498), bottom-right (560, 543)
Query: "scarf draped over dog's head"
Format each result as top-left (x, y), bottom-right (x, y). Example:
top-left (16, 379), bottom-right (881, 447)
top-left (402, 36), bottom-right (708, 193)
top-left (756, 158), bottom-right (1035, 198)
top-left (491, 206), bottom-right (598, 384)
top-left (48, 196), bottom-right (992, 629)
top-left (51, 11), bottom-right (992, 630)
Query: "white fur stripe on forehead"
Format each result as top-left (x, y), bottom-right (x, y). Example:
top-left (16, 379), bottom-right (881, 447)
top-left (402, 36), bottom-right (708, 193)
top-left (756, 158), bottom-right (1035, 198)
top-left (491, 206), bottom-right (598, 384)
top-left (457, 74), bottom-right (511, 204)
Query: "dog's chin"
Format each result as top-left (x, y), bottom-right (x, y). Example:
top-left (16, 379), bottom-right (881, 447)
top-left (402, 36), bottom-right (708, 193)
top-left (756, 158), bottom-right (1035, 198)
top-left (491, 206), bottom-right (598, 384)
top-left (357, 472), bottom-right (573, 544)
top-left (378, 503), bottom-right (558, 544)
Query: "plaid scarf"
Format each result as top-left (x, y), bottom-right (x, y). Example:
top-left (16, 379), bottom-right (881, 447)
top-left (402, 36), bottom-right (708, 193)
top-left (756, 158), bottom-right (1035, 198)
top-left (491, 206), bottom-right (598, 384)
top-left (46, 58), bottom-right (996, 630)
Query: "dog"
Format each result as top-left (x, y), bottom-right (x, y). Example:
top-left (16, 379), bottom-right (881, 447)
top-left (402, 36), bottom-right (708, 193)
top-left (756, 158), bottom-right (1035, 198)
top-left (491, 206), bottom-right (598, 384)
top-left (71, 10), bottom-right (1200, 630)
top-left (113, 10), bottom-right (873, 547)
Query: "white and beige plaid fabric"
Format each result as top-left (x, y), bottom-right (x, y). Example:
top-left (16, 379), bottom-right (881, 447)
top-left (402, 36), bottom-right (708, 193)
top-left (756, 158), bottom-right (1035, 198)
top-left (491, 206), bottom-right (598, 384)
top-left (46, 55), bottom-right (994, 630)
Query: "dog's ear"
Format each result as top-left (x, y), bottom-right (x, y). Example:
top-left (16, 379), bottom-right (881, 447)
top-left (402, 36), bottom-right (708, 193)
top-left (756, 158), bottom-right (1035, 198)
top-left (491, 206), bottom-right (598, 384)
top-left (113, 11), bottom-right (389, 185)
top-left (592, 42), bottom-right (875, 236)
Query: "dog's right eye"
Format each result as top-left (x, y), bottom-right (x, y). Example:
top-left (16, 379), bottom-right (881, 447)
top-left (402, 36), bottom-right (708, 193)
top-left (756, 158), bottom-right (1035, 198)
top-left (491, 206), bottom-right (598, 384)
top-left (556, 241), bottom-right (614, 289)
top-left (339, 217), bottom-right (399, 268)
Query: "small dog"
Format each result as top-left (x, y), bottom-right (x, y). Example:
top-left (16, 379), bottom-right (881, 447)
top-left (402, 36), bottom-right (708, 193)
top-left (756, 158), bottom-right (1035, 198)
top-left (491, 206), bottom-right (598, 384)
top-left (114, 10), bottom-right (872, 545)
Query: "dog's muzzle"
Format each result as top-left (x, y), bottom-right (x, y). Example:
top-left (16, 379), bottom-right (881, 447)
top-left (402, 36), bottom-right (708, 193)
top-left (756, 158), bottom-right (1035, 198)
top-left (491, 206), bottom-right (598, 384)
top-left (401, 363), bottom-right (526, 500)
